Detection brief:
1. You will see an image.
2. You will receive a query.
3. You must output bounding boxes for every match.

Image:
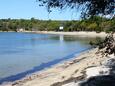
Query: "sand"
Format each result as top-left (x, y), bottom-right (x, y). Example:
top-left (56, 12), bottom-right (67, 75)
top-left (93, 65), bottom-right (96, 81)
top-left (1, 31), bottom-right (115, 38)
top-left (25, 31), bottom-right (115, 38)
top-left (0, 31), bottom-right (115, 86)
top-left (2, 47), bottom-right (111, 86)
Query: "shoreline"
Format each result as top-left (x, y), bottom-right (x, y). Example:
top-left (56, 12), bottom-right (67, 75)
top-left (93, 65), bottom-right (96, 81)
top-left (0, 31), bottom-right (114, 86)
top-left (2, 47), bottom-right (111, 86)
top-left (24, 31), bottom-right (115, 37)
top-left (0, 48), bottom-right (91, 86)
top-left (0, 31), bottom-right (115, 38)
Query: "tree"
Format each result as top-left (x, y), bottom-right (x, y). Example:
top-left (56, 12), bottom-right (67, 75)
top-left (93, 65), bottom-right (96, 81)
top-left (38, 0), bottom-right (114, 18)
top-left (0, 17), bottom-right (114, 32)
top-left (87, 23), bottom-right (98, 31)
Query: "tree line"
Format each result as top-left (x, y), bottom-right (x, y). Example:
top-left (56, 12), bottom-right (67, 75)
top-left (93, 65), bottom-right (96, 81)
top-left (0, 16), bottom-right (114, 32)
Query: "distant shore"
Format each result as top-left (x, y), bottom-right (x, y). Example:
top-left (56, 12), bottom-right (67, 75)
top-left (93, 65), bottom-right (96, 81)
top-left (24, 31), bottom-right (115, 38)
top-left (2, 48), bottom-right (113, 86)
top-left (0, 31), bottom-right (115, 37)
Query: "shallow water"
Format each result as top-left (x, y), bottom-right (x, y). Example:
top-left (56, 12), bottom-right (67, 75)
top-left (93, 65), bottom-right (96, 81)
top-left (0, 32), bottom-right (94, 82)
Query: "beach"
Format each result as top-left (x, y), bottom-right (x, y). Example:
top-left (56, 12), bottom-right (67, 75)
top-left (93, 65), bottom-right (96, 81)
top-left (24, 31), bottom-right (115, 38)
top-left (1, 31), bottom-right (115, 38)
top-left (0, 0), bottom-right (114, 85)
top-left (0, 31), bottom-right (114, 86)
top-left (2, 47), bottom-right (113, 86)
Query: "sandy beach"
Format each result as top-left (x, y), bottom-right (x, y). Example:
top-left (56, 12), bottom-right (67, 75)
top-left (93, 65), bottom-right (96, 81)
top-left (1, 31), bottom-right (115, 38)
top-left (24, 31), bottom-right (115, 38)
top-left (0, 31), bottom-right (114, 86)
top-left (2, 47), bottom-right (113, 86)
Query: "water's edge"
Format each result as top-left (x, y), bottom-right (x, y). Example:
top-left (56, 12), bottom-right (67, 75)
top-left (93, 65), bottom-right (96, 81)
top-left (0, 47), bottom-right (92, 84)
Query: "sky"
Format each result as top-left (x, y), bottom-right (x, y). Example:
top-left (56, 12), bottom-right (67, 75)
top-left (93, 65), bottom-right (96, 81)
top-left (0, 0), bottom-right (81, 20)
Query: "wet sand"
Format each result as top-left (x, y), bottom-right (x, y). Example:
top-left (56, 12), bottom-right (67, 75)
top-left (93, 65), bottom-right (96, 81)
top-left (2, 48), bottom-right (110, 86)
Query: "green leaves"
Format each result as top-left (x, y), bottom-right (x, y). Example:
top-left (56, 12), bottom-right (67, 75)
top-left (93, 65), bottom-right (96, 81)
top-left (38, 0), bottom-right (114, 18)
top-left (0, 16), bottom-right (114, 32)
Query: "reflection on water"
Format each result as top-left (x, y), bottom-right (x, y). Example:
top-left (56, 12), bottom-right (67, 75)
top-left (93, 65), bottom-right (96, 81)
top-left (51, 35), bottom-right (101, 44)
top-left (59, 35), bottom-right (64, 42)
top-left (0, 32), bottom-right (98, 81)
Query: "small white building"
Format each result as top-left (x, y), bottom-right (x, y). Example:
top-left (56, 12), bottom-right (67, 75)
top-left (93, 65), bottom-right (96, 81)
top-left (17, 28), bottom-right (25, 32)
top-left (59, 26), bottom-right (64, 31)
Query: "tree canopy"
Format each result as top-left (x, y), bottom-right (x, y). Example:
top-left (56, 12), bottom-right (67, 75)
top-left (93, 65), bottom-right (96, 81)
top-left (38, 0), bottom-right (114, 18)
top-left (0, 16), bottom-right (114, 32)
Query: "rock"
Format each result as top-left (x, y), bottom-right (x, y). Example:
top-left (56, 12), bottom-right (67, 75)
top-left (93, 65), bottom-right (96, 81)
top-left (102, 58), bottom-right (115, 68)
top-left (85, 66), bottom-right (111, 78)
top-left (108, 54), bottom-right (115, 58)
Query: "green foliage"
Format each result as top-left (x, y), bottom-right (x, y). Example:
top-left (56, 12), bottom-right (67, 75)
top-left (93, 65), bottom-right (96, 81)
top-left (0, 16), bottom-right (114, 32)
top-left (38, 0), bottom-right (114, 19)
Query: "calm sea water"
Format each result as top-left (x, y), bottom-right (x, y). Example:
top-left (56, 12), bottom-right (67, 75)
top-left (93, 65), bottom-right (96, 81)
top-left (0, 32), bottom-right (93, 83)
